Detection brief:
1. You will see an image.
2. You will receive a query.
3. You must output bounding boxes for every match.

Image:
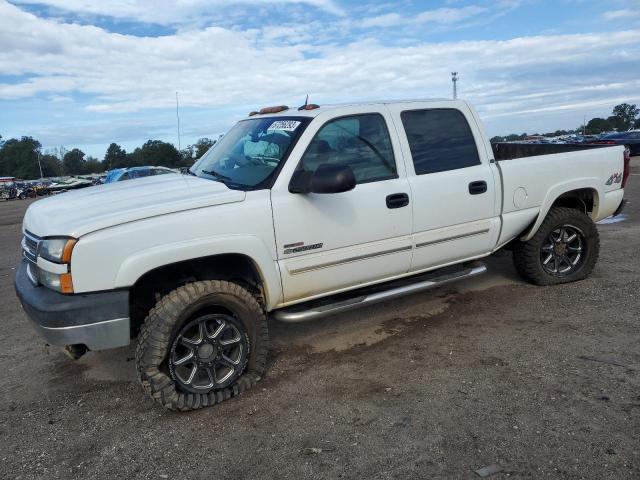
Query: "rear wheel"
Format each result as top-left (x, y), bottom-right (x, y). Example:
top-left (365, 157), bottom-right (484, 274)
top-left (135, 280), bottom-right (268, 411)
top-left (513, 207), bottom-right (599, 285)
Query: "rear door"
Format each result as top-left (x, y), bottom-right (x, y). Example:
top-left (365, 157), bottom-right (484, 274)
top-left (387, 102), bottom-right (500, 272)
top-left (270, 107), bottom-right (413, 304)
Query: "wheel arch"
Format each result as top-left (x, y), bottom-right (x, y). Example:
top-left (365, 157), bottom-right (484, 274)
top-left (521, 184), bottom-right (600, 241)
top-left (128, 252), bottom-right (276, 335)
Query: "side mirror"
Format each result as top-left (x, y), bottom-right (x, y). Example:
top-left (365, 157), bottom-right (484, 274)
top-left (289, 164), bottom-right (356, 194)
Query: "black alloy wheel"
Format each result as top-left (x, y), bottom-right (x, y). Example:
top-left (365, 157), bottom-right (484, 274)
top-left (540, 225), bottom-right (585, 277)
top-left (169, 314), bottom-right (248, 394)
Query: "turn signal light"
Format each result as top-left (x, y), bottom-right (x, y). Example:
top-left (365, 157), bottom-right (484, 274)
top-left (60, 273), bottom-right (74, 294)
top-left (62, 239), bottom-right (77, 263)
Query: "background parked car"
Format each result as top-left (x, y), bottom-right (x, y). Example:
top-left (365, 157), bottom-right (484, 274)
top-left (104, 166), bottom-right (177, 184)
top-left (592, 130), bottom-right (640, 156)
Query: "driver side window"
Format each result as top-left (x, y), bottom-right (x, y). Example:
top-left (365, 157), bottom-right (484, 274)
top-left (298, 114), bottom-right (397, 184)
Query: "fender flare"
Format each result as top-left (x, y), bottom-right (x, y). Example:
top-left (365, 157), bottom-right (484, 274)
top-left (520, 179), bottom-right (602, 241)
top-left (114, 235), bottom-right (283, 309)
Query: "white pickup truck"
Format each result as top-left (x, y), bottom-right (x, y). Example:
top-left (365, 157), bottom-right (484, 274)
top-left (15, 99), bottom-right (629, 411)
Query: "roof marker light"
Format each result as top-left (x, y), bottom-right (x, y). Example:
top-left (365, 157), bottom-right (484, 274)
top-left (298, 104), bottom-right (320, 111)
top-left (259, 105), bottom-right (289, 114)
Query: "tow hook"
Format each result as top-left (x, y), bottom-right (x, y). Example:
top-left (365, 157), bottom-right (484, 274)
top-left (63, 344), bottom-right (88, 360)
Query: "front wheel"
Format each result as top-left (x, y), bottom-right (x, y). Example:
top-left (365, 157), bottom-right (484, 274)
top-left (513, 207), bottom-right (599, 285)
top-left (135, 280), bottom-right (268, 411)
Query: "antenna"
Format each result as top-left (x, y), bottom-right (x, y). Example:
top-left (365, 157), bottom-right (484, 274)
top-left (176, 91), bottom-right (181, 151)
top-left (451, 72), bottom-right (458, 100)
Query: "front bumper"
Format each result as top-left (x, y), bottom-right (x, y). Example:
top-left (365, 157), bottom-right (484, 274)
top-left (14, 260), bottom-right (131, 350)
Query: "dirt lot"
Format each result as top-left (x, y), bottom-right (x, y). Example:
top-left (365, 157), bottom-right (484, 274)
top-left (1, 162), bottom-right (639, 480)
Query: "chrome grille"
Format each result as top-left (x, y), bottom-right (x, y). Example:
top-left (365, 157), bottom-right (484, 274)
top-left (22, 230), bottom-right (39, 262)
top-left (22, 230), bottom-right (40, 285)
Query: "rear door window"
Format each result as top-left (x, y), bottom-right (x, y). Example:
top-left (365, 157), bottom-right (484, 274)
top-left (401, 109), bottom-right (481, 174)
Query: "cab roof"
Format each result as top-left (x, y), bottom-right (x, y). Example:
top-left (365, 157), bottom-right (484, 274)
top-left (251, 98), bottom-right (459, 119)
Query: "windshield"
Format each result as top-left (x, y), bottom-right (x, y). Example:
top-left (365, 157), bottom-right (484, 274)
top-left (191, 116), bottom-right (310, 189)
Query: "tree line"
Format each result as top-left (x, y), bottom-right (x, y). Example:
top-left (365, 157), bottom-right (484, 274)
top-left (2, 102), bottom-right (638, 179)
top-left (489, 103), bottom-right (639, 143)
top-left (0, 137), bottom-right (216, 180)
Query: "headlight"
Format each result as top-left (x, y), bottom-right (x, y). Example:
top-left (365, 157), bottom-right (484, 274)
top-left (38, 268), bottom-right (73, 293)
top-left (37, 237), bottom-right (76, 294)
top-left (38, 238), bottom-right (76, 264)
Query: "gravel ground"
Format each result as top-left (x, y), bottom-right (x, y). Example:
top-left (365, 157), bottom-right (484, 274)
top-left (0, 161), bottom-right (638, 479)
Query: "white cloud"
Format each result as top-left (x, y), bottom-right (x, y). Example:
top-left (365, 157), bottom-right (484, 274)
top-left (361, 6), bottom-right (487, 28)
top-left (1, 0), bottom-right (640, 146)
top-left (10, 0), bottom-right (346, 24)
top-left (603, 9), bottom-right (640, 21)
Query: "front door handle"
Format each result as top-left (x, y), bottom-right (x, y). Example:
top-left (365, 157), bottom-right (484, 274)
top-left (468, 181), bottom-right (487, 195)
top-left (386, 193), bottom-right (410, 209)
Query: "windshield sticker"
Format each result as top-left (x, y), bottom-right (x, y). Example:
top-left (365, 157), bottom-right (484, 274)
top-left (268, 120), bottom-right (301, 132)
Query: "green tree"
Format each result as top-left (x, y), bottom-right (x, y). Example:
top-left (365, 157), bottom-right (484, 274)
top-left (179, 137), bottom-right (217, 166)
top-left (194, 138), bottom-right (216, 158)
top-left (606, 115), bottom-right (626, 132)
top-left (40, 154), bottom-right (63, 177)
top-left (63, 148), bottom-right (86, 175)
top-left (103, 143), bottom-right (128, 170)
top-left (129, 140), bottom-right (181, 168)
top-left (585, 118), bottom-right (613, 135)
top-left (84, 156), bottom-right (104, 174)
top-left (0, 136), bottom-right (42, 179)
top-left (611, 103), bottom-right (639, 131)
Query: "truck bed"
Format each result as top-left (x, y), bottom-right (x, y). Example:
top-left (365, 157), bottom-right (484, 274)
top-left (492, 142), bottom-right (611, 161)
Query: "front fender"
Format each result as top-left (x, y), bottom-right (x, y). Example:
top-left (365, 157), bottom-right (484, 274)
top-left (114, 235), bottom-right (283, 309)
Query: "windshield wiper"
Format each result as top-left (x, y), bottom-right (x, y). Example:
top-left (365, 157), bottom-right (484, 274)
top-left (201, 169), bottom-right (233, 182)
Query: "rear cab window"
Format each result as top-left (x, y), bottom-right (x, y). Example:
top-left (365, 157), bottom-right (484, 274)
top-left (400, 108), bottom-right (481, 174)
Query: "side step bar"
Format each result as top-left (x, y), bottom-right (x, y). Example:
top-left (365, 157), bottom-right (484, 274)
top-left (272, 262), bottom-right (487, 323)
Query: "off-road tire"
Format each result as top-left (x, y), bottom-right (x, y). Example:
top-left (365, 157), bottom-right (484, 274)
top-left (513, 207), bottom-right (599, 286)
top-left (135, 280), bottom-right (268, 411)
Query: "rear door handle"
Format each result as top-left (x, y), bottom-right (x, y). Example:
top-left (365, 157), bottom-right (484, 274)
top-left (468, 181), bottom-right (487, 195)
top-left (386, 193), bottom-right (410, 209)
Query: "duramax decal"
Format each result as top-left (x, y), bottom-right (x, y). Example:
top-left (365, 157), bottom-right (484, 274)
top-left (283, 242), bottom-right (323, 255)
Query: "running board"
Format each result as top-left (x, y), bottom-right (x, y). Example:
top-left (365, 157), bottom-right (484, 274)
top-left (272, 262), bottom-right (487, 323)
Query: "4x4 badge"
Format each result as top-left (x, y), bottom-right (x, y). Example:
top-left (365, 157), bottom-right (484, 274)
top-left (605, 173), bottom-right (623, 185)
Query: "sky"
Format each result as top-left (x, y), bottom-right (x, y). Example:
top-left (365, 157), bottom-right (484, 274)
top-left (1, 0), bottom-right (639, 159)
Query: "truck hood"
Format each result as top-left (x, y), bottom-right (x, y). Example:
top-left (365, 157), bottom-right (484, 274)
top-left (23, 174), bottom-right (246, 237)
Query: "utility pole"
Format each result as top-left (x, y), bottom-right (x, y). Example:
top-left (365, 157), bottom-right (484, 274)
top-left (176, 91), bottom-right (182, 151)
top-left (451, 72), bottom-right (458, 100)
top-left (37, 151), bottom-right (43, 179)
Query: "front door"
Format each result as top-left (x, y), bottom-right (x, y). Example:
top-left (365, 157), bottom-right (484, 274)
top-left (271, 107), bottom-right (412, 305)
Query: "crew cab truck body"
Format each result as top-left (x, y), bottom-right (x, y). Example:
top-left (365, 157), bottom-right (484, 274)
top-left (15, 99), bottom-right (629, 411)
